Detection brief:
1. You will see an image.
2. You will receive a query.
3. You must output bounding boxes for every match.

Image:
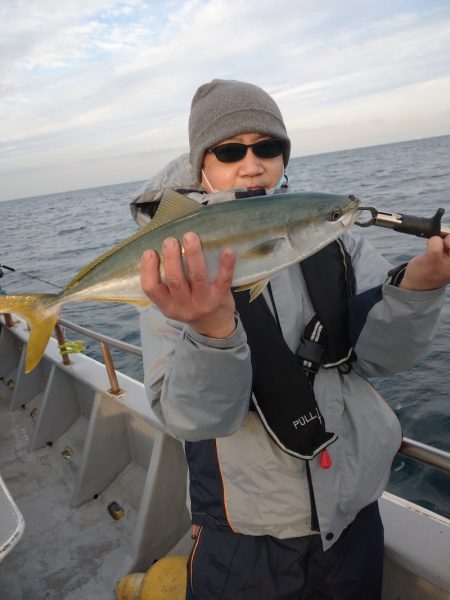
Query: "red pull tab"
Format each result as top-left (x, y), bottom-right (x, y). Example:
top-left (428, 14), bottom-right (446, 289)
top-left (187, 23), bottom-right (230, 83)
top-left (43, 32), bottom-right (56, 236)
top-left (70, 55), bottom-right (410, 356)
top-left (320, 449), bottom-right (332, 469)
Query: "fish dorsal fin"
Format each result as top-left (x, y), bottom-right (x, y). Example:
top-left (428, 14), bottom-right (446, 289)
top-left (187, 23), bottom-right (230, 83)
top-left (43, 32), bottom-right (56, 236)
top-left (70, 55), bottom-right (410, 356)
top-left (234, 277), bottom-right (270, 301)
top-left (152, 189), bottom-right (203, 228)
top-left (65, 220), bottom-right (160, 290)
top-left (65, 190), bottom-right (203, 291)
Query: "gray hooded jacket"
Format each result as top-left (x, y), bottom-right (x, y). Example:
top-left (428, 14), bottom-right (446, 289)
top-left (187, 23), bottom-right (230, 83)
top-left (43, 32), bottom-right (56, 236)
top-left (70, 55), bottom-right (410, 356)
top-left (136, 155), bottom-right (445, 550)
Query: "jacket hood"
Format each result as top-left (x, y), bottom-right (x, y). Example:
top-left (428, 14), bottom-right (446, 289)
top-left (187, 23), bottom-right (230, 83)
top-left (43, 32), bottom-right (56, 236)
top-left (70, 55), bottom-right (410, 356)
top-left (130, 153), bottom-right (201, 227)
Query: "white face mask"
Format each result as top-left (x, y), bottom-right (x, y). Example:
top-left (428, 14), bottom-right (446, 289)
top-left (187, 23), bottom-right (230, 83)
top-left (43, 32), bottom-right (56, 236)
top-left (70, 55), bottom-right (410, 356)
top-left (201, 171), bottom-right (287, 195)
top-left (201, 169), bottom-right (220, 193)
top-left (266, 174), bottom-right (287, 194)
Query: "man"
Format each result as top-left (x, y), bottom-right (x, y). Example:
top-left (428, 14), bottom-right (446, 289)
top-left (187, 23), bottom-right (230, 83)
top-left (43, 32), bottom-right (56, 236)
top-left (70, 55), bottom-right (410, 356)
top-left (137, 79), bottom-right (450, 599)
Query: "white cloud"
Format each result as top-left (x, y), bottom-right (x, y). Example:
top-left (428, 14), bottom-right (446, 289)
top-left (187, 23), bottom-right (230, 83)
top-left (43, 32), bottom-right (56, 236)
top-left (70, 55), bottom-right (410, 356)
top-left (0, 0), bottom-right (449, 200)
top-left (287, 76), bottom-right (450, 155)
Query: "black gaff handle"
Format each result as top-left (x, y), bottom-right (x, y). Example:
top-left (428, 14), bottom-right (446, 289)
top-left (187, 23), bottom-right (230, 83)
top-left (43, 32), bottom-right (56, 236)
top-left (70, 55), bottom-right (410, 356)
top-left (357, 207), bottom-right (450, 239)
top-left (391, 208), bottom-right (446, 238)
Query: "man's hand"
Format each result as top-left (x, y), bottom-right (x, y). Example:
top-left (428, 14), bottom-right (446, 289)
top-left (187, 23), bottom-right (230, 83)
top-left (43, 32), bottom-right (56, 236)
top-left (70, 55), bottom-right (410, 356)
top-left (140, 232), bottom-right (237, 339)
top-left (400, 235), bottom-right (450, 291)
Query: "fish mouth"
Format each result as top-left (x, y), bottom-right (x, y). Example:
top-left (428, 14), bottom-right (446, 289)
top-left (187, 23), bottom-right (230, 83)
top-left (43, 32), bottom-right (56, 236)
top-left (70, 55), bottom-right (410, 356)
top-left (339, 196), bottom-right (360, 228)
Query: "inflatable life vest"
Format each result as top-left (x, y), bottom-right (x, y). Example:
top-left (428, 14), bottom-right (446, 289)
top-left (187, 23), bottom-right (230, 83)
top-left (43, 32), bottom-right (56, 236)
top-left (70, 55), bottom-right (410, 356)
top-left (233, 239), bottom-right (356, 460)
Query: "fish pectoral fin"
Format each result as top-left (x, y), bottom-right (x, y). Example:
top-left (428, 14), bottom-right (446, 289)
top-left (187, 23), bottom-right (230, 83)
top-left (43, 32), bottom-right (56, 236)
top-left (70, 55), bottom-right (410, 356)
top-left (239, 237), bottom-right (285, 260)
top-left (234, 277), bottom-right (270, 301)
top-left (152, 190), bottom-right (203, 228)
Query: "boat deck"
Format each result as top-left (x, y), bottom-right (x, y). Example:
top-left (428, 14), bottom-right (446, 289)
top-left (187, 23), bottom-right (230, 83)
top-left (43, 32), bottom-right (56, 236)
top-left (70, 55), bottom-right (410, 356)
top-left (0, 319), bottom-right (192, 599)
top-left (0, 377), bottom-right (190, 599)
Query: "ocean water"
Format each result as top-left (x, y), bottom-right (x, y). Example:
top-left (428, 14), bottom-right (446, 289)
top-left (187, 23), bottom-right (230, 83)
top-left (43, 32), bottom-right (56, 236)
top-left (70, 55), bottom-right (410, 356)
top-left (1, 134), bottom-right (449, 518)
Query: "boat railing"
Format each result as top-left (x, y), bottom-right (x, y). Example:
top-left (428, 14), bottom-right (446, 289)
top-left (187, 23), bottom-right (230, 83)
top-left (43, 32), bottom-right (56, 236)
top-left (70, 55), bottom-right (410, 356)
top-left (58, 317), bottom-right (143, 357)
top-left (398, 437), bottom-right (450, 475)
top-left (57, 317), bottom-right (142, 395)
top-left (2, 313), bottom-right (450, 476)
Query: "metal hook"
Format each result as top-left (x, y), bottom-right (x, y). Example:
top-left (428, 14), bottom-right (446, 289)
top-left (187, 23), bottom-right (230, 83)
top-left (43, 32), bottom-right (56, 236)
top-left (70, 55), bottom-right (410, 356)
top-left (355, 206), bottom-right (378, 228)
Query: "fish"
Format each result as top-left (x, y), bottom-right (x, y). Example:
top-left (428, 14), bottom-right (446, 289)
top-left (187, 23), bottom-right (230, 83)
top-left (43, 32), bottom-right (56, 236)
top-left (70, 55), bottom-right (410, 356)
top-left (0, 189), bottom-right (359, 372)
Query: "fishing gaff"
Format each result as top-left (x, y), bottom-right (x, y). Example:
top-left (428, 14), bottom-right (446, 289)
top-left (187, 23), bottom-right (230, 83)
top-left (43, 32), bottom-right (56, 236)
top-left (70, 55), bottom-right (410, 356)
top-left (356, 207), bottom-right (450, 238)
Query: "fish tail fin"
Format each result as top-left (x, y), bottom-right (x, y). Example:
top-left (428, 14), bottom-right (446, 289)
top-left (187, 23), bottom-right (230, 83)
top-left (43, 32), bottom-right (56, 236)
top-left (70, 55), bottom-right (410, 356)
top-left (26, 312), bottom-right (60, 373)
top-left (0, 293), bottom-right (61, 372)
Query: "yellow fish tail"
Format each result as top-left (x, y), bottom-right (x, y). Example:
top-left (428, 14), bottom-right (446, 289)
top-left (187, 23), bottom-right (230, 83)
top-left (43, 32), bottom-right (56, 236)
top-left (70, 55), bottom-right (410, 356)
top-left (0, 293), bottom-right (61, 372)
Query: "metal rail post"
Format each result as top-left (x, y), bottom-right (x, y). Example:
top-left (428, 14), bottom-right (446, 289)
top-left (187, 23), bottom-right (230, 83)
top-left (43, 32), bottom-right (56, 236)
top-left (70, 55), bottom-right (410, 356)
top-left (4, 313), bottom-right (14, 328)
top-left (54, 323), bottom-right (72, 366)
top-left (100, 342), bottom-right (123, 396)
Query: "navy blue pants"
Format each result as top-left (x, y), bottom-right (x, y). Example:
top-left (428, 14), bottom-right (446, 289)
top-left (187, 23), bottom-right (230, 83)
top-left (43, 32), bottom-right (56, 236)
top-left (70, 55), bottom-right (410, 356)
top-left (186, 502), bottom-right (383, 600)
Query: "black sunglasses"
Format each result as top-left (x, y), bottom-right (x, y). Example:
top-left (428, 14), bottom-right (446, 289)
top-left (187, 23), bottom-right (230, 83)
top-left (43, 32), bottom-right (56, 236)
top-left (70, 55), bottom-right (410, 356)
top-left (207, 138), bottom-right (286, 163)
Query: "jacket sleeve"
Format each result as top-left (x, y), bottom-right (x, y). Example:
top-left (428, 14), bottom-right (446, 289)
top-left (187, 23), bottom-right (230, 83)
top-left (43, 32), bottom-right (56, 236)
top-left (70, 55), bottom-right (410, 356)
top-left (343, 231), bottom-right (445, 377)
top-left (140, 305), bottom-right (252, 441)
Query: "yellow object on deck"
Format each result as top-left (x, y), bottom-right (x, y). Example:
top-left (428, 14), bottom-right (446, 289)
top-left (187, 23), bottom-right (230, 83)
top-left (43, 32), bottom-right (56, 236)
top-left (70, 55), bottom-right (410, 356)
top-left (115, 556), bottom-right (187, 600)
top-left (115, 573), bottom-right (144, 600)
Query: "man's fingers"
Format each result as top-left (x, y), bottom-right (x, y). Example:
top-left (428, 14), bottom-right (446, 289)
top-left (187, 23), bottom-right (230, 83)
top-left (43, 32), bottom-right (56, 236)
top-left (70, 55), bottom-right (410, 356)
top-left (215, 247), bottom-right (236, 293)
top-left (162, 237), bottom-right (190, 297)
top-left (140, 249), bottom-right (159, 292)
top-left (427, 236), bottom-right (449, 260)
top-left (140, 249), bottom-right (170, 305)
top-left (443, 234), bottom-right (450, 254)
top-left (141, 237), bottom-right (236, 324)
top-left (183, 232), bottom-right (210, 291)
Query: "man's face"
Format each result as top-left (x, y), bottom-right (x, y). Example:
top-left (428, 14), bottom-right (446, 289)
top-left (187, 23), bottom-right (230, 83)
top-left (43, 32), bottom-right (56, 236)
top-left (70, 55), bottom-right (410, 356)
top-left (201, 132), bottom-right (285, 193)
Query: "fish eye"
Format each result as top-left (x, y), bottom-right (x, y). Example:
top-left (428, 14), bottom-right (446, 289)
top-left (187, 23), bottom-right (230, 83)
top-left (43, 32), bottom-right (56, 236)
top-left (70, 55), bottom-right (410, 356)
top-left (329, 209), bottom-right (342, 222)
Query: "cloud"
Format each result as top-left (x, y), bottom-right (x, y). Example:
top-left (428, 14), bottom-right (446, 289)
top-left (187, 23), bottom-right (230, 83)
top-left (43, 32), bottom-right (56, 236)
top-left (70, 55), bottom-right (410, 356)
top-left (1, 0), bottom-right (450, 200)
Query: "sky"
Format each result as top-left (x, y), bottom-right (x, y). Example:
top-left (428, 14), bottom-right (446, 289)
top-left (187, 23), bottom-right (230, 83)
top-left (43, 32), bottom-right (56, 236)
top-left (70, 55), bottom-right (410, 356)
top-left (1, 0), bottom-right (449, 202)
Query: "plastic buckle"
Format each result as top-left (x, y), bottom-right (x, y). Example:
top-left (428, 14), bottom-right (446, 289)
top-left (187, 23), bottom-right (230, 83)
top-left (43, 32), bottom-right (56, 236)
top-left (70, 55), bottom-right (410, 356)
top-left (296, 338), bottom-right (324, 374)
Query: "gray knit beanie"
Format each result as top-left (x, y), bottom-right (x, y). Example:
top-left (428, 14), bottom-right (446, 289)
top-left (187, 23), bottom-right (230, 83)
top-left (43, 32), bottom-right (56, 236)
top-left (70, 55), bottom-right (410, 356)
top-left (188, 79), bottom-right (291, 180)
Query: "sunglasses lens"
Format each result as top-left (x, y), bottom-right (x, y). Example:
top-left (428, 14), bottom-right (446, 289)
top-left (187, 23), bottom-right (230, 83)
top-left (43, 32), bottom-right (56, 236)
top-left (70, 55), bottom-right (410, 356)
top-left (210, 139), bottom-right (285, 163)
top-left (212, 143), bottom-right (247, 163)
top-left (253, 139), bottom-right (285, 159)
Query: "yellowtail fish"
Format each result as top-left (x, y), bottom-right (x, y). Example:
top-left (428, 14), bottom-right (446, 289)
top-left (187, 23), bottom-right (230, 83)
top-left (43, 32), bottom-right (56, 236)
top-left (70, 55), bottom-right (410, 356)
top-left (0, 190), bottom-right (359, 372)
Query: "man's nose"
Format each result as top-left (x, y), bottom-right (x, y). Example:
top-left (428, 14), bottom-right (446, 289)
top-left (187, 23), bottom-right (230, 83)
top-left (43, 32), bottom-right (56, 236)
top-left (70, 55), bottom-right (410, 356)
top-left (238, 149), bottom-right (264, 174)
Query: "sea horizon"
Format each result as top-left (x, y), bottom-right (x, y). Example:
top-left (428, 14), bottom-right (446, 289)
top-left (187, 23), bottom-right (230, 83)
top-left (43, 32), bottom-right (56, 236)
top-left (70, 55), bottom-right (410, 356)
top-left (2, 132), bottom-right (449, 205)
